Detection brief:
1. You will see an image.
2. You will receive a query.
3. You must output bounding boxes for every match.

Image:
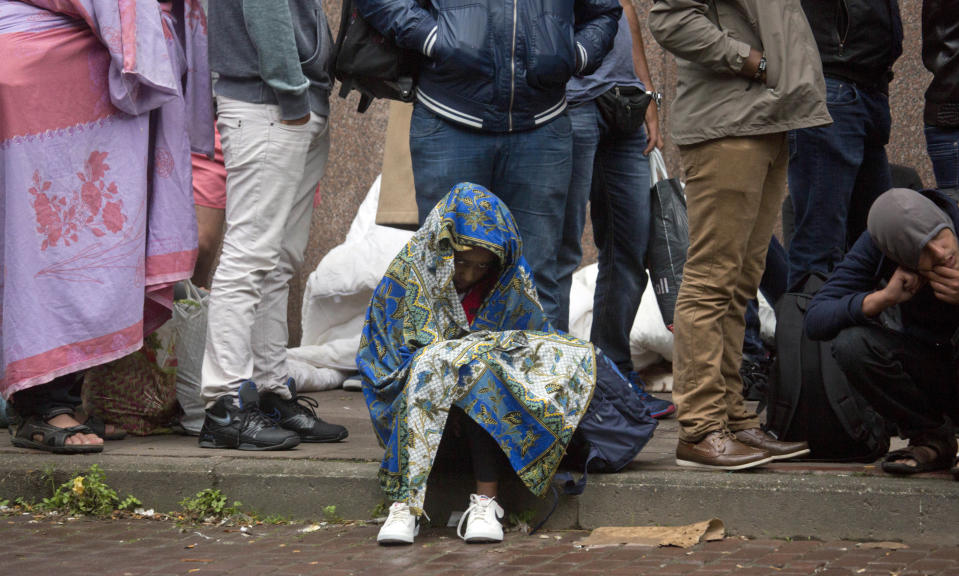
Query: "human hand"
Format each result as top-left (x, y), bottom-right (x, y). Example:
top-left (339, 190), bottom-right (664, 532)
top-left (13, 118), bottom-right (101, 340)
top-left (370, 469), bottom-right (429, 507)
top-left (741, 48), bottom-right (765, 84)
top-left (643, 100), bottom-right (664, 155)
top-left (281, 113), bottom-right (311, 126)
top-left (927, 264), bottom-right (959, 305)
top-left (862, 266), bottom-right (924, 316)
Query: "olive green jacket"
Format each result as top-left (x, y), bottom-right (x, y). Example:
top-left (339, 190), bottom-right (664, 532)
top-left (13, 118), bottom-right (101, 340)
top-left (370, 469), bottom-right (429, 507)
top-left (649, 0), bottom-right (832, 146)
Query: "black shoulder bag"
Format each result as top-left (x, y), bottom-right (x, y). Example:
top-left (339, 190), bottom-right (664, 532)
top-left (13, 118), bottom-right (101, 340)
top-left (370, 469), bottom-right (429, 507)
top-left (332, 0), bottom-right (418, 113)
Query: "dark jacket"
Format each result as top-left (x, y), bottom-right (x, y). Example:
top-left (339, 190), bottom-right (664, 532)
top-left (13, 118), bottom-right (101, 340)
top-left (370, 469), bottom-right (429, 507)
top-left (805, 190), bottom-right (959, 348)
top-left (354, 0), bottom-right (621, 132)
top-left (800, 0), bottom-right (902, 92)
top-left (209, 0), bottom-right (332, 120)
top-left (923, 0), bottom-right (959, 127)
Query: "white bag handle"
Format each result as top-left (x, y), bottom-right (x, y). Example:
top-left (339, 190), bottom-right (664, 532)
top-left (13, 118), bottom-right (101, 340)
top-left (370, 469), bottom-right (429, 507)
top-left (180, 278), bottom-right (206, 303)
top-left (649, 147), bottom-right (669, 186)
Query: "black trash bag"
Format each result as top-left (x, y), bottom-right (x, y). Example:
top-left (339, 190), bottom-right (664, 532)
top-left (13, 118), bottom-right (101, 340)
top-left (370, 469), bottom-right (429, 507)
top-left (646, 148), bottom-right (688, 330)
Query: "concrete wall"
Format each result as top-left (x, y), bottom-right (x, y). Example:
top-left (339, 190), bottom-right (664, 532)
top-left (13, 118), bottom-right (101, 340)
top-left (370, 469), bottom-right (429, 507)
top-left (290, 0), bottom-right (928, 344)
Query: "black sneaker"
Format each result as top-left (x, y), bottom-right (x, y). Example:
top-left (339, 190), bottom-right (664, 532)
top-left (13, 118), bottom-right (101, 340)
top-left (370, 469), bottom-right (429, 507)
top-left (740, 358), bottom-right (771, 403)
top-left (260, 378), bottom-right (349, 443)
top-left (198, 381), bottom-right (301, 450)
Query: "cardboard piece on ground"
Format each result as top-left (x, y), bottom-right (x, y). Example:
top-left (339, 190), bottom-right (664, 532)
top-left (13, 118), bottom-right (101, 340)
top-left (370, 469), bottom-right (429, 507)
top-left (576, 519), bottom-right (725, 549)
top-left (375, 101), bottom-right (418, 230)
top-left (856, 541), bottom-right (909, 550)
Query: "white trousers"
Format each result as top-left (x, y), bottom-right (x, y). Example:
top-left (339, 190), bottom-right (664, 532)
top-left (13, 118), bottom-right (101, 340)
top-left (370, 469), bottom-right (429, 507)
top-left (201, 96), bottom-right (330, 406)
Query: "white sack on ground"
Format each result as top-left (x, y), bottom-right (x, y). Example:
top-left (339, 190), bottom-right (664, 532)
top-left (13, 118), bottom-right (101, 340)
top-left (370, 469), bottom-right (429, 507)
top-left (568, 264), bottom-right (778, 386)
top-left (288, 176), bottom-right (413, 391)
top-left (568, 263), bottom-right (672, 372)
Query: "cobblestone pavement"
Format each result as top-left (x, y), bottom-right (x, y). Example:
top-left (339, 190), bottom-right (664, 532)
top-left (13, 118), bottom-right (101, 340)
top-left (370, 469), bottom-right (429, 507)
top-left (2, 514), bottom-right (958, 576)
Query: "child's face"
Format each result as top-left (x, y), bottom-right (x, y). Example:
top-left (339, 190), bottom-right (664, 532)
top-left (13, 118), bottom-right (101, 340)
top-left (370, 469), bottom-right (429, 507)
top-left (453, 247), bottom-right (498, 293)
top-left (918, 228), bottom-right (958, 277)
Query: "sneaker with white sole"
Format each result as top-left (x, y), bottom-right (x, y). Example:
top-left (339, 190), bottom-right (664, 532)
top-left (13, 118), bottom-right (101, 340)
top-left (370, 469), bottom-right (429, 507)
top-left (457, 494), bottom-right (504, 543)
top-left (377, 502), bottom-right (419, 545)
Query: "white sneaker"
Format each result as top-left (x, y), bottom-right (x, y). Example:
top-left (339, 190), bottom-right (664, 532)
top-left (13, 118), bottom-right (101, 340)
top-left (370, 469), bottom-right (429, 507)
top-left (456, 494), bottom-right (504, 543)
top-left (377, 502), bottom-right (418, 545)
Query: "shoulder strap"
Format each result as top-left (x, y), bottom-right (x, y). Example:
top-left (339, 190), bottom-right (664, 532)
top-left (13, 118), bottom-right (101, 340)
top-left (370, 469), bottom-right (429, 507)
top-left (531, 448), bottom-right (597, 535)
top-left (767, 292), bottom-right (805, 436)
top-left (820, 357), bottom-right (880, 448)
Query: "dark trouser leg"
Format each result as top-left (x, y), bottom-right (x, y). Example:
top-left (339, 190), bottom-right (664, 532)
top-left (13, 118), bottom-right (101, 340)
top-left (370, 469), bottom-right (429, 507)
top-left (831, 325), bottom-right (957, 442)
top-left (10, 373), bottom-right (83, 420)
top-left (463, 415), bottom-right (505, 483)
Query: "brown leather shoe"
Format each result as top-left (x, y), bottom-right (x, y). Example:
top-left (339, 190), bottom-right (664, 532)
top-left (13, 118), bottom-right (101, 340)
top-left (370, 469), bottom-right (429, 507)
top-left (676, 430), bottom-right (773, 470)
top-left (734, 428), bottom-right (810, 460)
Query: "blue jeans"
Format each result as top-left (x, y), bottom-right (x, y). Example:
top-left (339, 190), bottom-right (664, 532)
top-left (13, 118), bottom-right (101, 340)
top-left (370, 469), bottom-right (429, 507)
top-left (787, 77), bottom-right (892, 290)
top-left (556, 101), bottom-right (650, 373)
top-left (925, 125), bottom-right (959, 191)
top-left (409, 104), bottom-right (573, 323)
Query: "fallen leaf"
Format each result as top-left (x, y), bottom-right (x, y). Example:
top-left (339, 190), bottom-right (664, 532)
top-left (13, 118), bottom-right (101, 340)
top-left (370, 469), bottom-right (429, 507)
top-left (185, 544), bottom-right (196, 549)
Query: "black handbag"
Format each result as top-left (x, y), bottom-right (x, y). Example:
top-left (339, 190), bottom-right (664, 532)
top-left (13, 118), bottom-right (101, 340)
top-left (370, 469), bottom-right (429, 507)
top-left (594, 85), bottom-right (652, 136)
top-left (332, 0), bottom-right (418, 113)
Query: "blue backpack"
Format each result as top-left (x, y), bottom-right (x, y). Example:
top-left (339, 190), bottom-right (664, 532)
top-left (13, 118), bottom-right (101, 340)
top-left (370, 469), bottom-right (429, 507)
top-left (559, 351), bottom-right (658, 489)
top-left (531, 352), bottom-right (657, 533)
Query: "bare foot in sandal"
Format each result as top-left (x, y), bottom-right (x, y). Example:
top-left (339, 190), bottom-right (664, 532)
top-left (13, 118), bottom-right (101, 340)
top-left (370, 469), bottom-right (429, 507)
top-left (881, 444), bottom-right (953, 475)
top-left (74, 407), bottom-right (126, 440)
top-left (46, 413), bottom-right (103, 447)
top-left (11, 413), bottom-right (103, 454)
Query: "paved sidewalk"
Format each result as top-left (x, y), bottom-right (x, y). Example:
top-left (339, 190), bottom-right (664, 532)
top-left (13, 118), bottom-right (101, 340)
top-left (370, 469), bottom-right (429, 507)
top-left (2, 388), bottom-right (958, 545)
top-left (3, 514), bottom-right (959, 576)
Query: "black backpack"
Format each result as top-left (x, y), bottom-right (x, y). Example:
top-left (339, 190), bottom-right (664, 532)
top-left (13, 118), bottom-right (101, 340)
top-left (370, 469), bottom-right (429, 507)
top-left (332, 0), bottom-right (418, 113)
top-left (765, 274), bottom-right (890, 462)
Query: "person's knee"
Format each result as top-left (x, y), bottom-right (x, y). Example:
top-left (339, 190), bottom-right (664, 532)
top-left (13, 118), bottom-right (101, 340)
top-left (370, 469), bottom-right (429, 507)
top-left (830, 326), bottom-right (873, 372)
top-left (197, 229), bottom-right (219, 260)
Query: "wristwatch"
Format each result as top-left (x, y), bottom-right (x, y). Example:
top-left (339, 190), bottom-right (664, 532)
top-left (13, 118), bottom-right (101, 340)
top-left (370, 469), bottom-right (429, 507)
top-left (753, 55), bottom-right (767, 83)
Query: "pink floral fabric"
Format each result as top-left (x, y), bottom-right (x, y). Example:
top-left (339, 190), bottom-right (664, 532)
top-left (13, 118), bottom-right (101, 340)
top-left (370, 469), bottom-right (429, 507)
top-left (0, 0), bottom-right (213, 398)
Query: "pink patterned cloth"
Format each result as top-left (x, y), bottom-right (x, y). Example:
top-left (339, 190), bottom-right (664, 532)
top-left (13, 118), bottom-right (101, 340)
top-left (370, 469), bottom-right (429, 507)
top-left (0, 0), bottom-right (213, 398)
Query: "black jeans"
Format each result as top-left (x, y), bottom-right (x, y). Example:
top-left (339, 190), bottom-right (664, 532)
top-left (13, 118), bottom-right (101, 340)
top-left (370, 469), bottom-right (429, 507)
top-left (831, 325), bottom-right (958, 441)
top-left (10, 373), bottom-right (83, 420)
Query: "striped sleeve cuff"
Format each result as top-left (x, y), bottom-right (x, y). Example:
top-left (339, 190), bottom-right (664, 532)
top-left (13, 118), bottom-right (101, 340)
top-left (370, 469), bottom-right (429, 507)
top-left (423, 25), bottom-right (438, 57)
top-left (575, 42), bottom-right (588, 74)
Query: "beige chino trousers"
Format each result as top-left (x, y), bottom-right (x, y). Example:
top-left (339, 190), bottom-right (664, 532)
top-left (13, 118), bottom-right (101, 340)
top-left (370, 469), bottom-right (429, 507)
top-left (672, 133), bottom-right (789, 443)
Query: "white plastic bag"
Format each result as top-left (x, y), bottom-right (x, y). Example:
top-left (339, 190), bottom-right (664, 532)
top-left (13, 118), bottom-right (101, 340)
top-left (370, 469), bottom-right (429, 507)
top-left (173, 281), bottom-right (209, 434)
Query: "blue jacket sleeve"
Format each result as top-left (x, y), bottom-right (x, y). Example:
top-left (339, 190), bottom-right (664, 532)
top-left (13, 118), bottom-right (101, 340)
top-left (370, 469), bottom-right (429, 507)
top-left (804, 233), bottom-right (886, 342)
top-left (354, 0), bottom-right (438, 56)
top-left (573, 0), bottom-right (623, 75)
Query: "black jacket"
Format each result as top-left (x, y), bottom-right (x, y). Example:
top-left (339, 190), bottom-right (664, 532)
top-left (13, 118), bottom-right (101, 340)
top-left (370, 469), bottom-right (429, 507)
top-left (800, 0), bottom-right (902, 92)
top-left (923, 0), bottom-right (959, 127)
top-left (805, 189), bottom-right (959, 348)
